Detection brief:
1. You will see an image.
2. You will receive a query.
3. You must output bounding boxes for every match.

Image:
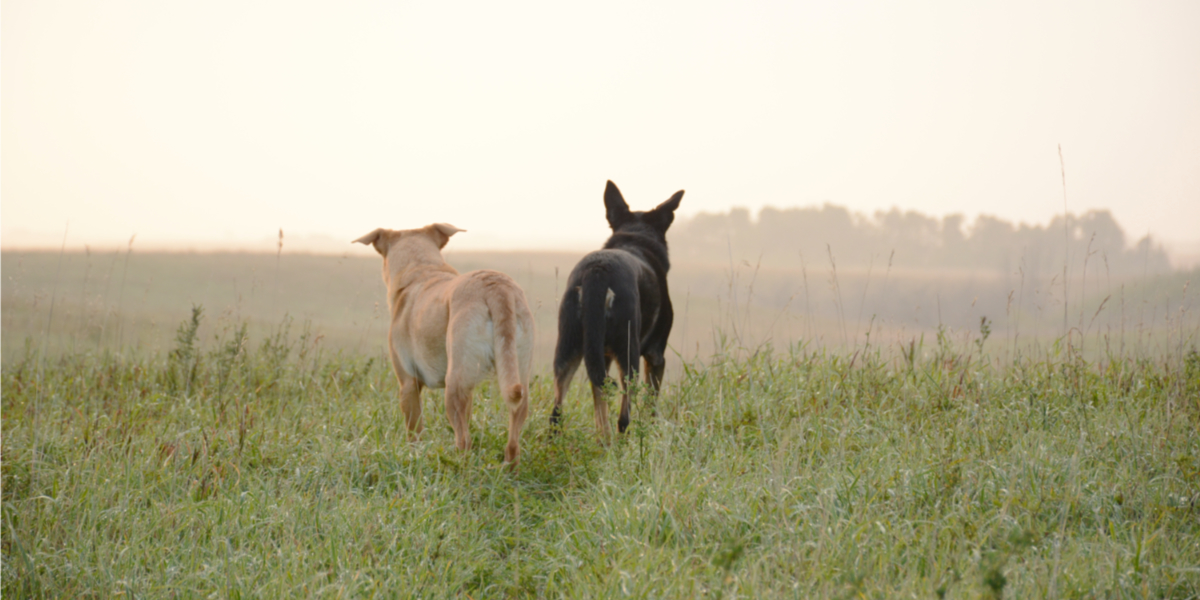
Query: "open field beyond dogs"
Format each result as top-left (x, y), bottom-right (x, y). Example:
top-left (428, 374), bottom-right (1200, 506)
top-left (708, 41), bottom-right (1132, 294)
top-left (3, 249), bottom-right (1197, 368)
top-left (3, 318), bottom-right (1199, 597)
top-left (3, 249), bottom-right (1199, 597)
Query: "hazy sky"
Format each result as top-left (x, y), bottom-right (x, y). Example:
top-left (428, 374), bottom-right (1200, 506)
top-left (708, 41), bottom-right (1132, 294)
top-left (4, 0), bottom-right (1198, 253)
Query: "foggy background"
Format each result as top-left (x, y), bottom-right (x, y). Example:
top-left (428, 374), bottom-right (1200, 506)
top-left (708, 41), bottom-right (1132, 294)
top-left (4, 203), bottom-right (1193, 367)
top-left (4, 1), bottom-right (1198, 365)
top-left (4, 0), bottom-right (1199, 258)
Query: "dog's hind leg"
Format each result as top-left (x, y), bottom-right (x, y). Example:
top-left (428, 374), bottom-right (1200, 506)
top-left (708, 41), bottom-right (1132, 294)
top-left (591, 377), bottom-right (612, 444)
top-left (614, 355), bottom-right (639, 434)
top-left (399, 377), bottom-right (425, 436)
top-left (551, 286), bottom-right (584, 430)
top-left (444, 380), bottom-right (474, 451)
top-left (589, 355), bottom-right (620, 442)
top-left (643, 355), bottom-right (665, 418)
top-left (551, 353), bottom-right (581, 430)
top-left (445, 306), bottom-right (499, 455)
top-left (612, 316), bottom-right (641, 435)
top-left (389, 343), bottom-right (425, 435)
top-left (640, 295), bottom-right (673, 411)
top-left (503, 384), bottom-right (529, 466)
top-left (644, 356), bottom-right (665, 394)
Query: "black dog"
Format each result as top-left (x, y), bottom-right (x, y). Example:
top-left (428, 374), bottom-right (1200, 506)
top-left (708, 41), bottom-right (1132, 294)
top-left (550, 180), bottom-right (683, 439)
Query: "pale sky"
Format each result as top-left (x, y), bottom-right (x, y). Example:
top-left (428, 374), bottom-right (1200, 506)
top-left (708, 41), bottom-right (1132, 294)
top-left (3, 0), bottom-right (1198, 254)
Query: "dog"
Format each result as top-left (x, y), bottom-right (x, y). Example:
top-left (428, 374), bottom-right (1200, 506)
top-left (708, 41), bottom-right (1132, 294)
top-left (550, 180), bottom-right (683, 440)
top-left (354, 223), bottom-right (534, 465)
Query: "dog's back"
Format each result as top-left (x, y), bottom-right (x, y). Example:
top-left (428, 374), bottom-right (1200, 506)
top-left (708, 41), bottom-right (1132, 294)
top-left (551, 181), bottom-right (683, 437)
top-left (558, 249), bottom-right (647, 389)
top-left (355, 224), bottom-right (534, 465)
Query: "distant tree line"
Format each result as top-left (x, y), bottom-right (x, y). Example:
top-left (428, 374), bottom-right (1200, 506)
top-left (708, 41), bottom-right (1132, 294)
top-left (671, 204), bottom-right (1171, 275)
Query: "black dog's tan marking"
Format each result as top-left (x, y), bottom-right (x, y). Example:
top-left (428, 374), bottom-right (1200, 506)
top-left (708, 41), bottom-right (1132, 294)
top-left (551, 180), bottom-right (683, 440)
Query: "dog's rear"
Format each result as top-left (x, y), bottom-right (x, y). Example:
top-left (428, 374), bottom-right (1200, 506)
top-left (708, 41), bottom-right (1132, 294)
top-left (579, 267), bottom-right (628, 393)
top-left (482, 282), bottom-right (533, 463)
top-left (554, 252), bottom-right (642, 435)
top-left (355, 224), bottom-right (533, 466)
top-left (552, 181), bottom-right (682, 440)
top-left (440, 270), bottom-right (534, 463)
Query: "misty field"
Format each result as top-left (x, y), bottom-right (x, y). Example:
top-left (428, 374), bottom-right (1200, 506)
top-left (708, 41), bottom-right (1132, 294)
top-left (3, 248), bottom-right (1196, 366)
top-left (3, 249), bottom-right (1199, 597)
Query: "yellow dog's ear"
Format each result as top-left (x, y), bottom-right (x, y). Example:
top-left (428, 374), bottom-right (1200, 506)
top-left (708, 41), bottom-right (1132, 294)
top-left (353, 228), bottom-right (391, 256)
top-left (427, 223), bottom-right (465, 249)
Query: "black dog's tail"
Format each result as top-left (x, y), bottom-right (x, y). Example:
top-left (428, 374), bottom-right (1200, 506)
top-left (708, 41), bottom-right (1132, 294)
top-left (580, 269), bottom-right (613, 390)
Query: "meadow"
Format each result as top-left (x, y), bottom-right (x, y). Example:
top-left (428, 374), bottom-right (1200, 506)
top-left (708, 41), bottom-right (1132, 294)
top-left (3, 249), bottom-right (1199, 597)
top-left (4, 247), bottom-right (1196, 367)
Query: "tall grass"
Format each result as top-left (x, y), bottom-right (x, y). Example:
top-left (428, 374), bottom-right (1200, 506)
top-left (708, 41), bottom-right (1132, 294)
top-left (3, 233), bottom-right (1198, 597)
top-left (3, 308), bottom-right (1198, 597)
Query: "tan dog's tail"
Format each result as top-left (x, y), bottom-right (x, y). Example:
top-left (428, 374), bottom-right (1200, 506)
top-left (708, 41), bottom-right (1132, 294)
top-left (485, 290), bottom-right (527, 407)
top-left (486, 288), bottom-right (530, 465)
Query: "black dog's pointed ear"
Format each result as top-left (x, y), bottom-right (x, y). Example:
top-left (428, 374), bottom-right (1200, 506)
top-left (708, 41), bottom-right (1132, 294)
top-left (649, 190), bottom-right (684, 230)
top-left (353, 228), bottom-right (391, 256)
top-left (655, 190), bottom-right (684, 214)
top-left (604, 180), bottom-right (632, 229)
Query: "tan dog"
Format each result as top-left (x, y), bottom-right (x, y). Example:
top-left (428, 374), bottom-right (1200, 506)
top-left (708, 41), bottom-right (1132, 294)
top-left (355, 223), bottom-right (534, 465)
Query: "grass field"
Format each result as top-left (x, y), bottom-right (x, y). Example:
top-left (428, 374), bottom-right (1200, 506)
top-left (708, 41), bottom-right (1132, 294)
top-left (3, 310), bottom-right (1199, 597)
top-left (3, 249), bottom-right (1199, 597)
